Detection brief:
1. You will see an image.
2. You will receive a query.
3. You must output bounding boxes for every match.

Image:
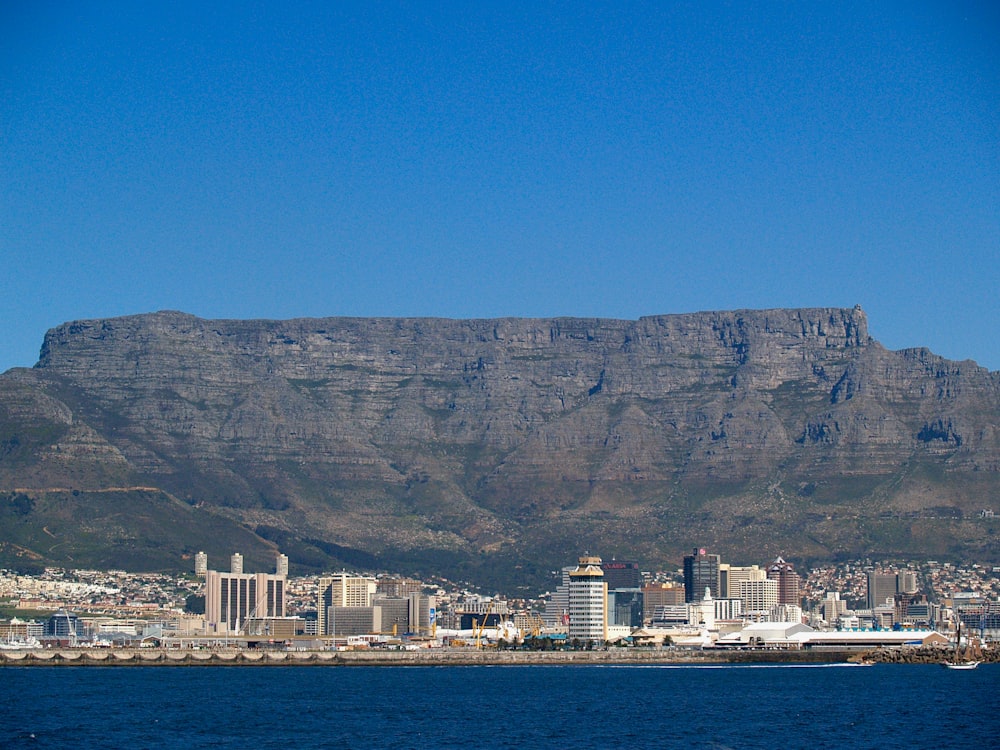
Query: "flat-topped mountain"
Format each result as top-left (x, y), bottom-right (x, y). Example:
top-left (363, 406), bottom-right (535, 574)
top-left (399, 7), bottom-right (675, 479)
top-left (2, 307), bottom-right (998, 588)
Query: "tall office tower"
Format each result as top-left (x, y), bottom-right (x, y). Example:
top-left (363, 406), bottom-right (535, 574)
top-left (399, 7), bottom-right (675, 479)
top-left (899, 571), bottom-right (919, 595)
top-left (821, 592), bottom-right (847, 625)
top-left (230, 552), bottom-right (244, 574)
top-left (194, 551), bottom-right (208, 577)
top-left (276, 554), bottom-right (289, 577)
top-left (204, 568), bottom-right (287, 635)
top-left (601, 560), bottom-right (641, 590)
top-left (568, 556), bottom-right (608, 643)
top-left (683, 548), bottom-right (721, 603)
top-left (867, 572), bottom-right (899, 609)
top-left (739, 578), bottom-right (778, 614)
top-left (316, 574), bottom-right (378, 635)
top-left (719, 564), bottom-right (766, 599)
top-left (767, 557), bottom-right (801, 606)
top-left (543, 566), bottom-right (576, 627)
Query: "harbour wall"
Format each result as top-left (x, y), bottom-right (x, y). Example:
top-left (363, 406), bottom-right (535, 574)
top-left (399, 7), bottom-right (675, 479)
top-left (0, 648), bottom-right (859, 667)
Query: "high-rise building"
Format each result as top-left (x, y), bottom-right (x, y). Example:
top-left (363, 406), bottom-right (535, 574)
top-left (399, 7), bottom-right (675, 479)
top-left (608, 589), bottom-right (644, 627)
top-left (543, 566), bottom-right (576, 627)
top-left (739, 578), bottom-right (778, 614)
top-left (867, 572), bottom-right (899, 609)
top-left (767, 557), bottom-right (801, 606)
top-left (601, 560), bottom-right (641, 590)
top-left (821, 592), bottom-right (847, 625)
top-left (194, 551), bottom-right (208, 577)
top-left (719, 564), bottom-right (765, 598)
top-left (204, 566), bottom-right (286, 635)
top-left (372, 596), bottom-right (411, 635)
top-left (684, 548), bottom-right (721, 603)
top-left (317, 574), bottom-right (378, 636)
top-left (230, 553), bottom-right (244, 575)
top-left (568, 556), bottom-right (607, 643)
top-left (641, 583), bottom-right (684, 624)
top-left (276, 554), bottom-right (289, 577)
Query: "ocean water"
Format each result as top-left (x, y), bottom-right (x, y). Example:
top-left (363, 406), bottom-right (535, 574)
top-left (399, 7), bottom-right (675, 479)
top-left (2, 663), bottom-right (997, 749)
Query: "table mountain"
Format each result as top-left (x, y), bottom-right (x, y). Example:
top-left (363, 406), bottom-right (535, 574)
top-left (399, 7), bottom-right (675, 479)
top-left (2, 307), bottom-right (998, 589)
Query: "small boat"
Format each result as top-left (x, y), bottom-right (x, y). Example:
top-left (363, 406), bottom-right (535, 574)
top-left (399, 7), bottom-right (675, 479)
top-left (941, 617), bottom-right (980, 670)
top-left (942, 660), bottom-right (980, 670)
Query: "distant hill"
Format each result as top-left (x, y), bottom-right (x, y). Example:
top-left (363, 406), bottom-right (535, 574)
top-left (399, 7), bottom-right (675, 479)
top-left (1, 307), bottom-right (998, 590)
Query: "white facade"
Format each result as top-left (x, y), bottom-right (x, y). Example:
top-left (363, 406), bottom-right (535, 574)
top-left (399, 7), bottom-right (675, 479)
top-left (740, 578), bottom-right (778, 614)
top-left (568, 556), bottom-right (607, 643)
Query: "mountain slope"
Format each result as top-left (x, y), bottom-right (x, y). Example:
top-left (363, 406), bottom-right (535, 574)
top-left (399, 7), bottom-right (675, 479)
top-left (1, 307), bottom-right (998, 588)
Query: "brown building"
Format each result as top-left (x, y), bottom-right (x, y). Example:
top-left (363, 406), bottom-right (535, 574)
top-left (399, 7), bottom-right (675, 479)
top-left (642, 583), bottom-right (684, 623)
top-left (767, 556), bottom-right (801, 606)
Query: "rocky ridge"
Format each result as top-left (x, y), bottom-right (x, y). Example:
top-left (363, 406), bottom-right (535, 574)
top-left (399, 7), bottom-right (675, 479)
top-left (1, 307), bottom-right (998, 588)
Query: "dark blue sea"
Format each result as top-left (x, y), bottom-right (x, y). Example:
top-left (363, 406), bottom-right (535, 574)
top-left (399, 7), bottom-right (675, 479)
top-left (2, 663), bottom-right (997, 749)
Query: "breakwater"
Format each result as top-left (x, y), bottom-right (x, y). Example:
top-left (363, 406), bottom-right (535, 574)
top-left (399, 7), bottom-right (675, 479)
top-left (0, 647), bottom-right (859, 667)
top-left (860, 646), bottom-right (999, 665)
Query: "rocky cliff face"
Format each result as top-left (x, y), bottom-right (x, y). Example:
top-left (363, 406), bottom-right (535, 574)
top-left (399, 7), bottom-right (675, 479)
top-left (2, 307), bottom-right (998, 587)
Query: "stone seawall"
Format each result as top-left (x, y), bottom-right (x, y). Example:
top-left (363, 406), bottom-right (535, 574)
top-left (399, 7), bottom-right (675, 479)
top-left (0, 648), bottom-right (857, 667)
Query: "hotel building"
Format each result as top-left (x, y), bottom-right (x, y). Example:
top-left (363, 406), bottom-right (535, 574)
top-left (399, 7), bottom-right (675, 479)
top-left (568, 555), bottom-right (608, 643)
top-left (317, 573), bottom-right (378, 636)
top-left (204, 554), bottom-right (287, 635)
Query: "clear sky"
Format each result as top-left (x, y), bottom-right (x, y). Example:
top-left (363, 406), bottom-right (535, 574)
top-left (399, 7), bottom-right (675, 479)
top-left (2, 2), bottom-right (998, 372)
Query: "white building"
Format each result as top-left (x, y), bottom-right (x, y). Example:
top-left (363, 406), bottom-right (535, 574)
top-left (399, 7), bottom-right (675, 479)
top-left (740, 578), bottom-right (778, 616)
top-left (568, 556), bottom-right (607, 644)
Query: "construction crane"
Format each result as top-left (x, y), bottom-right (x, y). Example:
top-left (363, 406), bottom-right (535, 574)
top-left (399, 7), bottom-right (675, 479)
top-left (524, 612), bottom-right (545, 637)
top-left (473, 599), bottom-right (497, 650)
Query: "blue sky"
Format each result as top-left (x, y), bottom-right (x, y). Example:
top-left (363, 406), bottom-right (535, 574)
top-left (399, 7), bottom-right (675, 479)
top-left (2, 1), bottom-right (998, 371)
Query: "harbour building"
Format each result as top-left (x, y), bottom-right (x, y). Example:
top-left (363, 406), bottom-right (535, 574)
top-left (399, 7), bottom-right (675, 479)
top-left (568, 555), bottom-right (607, 644)
top-left (204, 554), bottom-right (287, 635)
